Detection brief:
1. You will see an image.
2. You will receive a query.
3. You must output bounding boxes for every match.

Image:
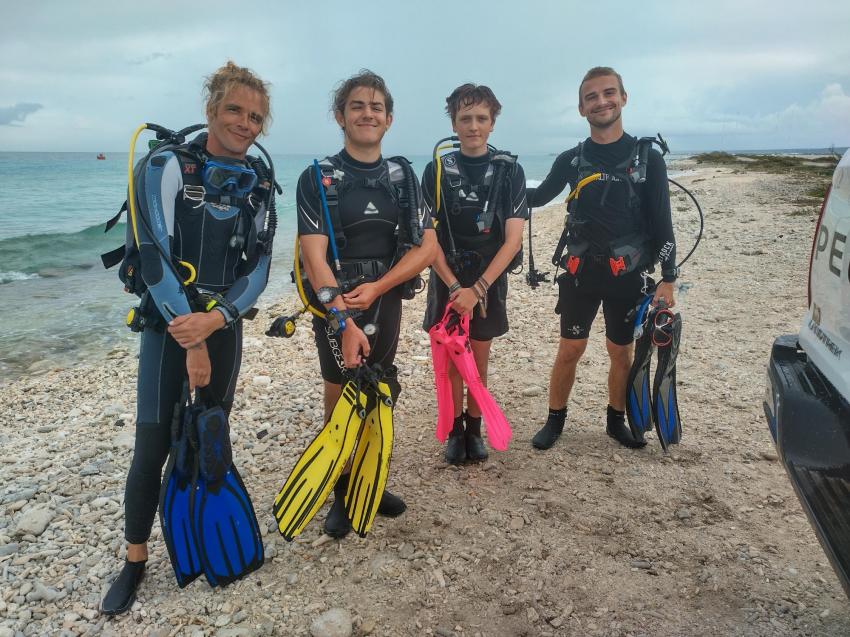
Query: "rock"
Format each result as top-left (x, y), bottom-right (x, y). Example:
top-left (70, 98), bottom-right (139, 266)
top-left (216, 628), bottom-right (256, 637)
top-left (102, 403), bottom-right (123, 417)
top-left (215, 614), bottom-right (232, 627)
top-left (0, 543), bottom-right (20, 557)
top-left (630, 560), bottom-right (652, 570)
top-left (526, 607), bottom-right (540, 623)
top-left (676, 508), bottom-right (692, 520)
top-left (252, 375), bottom-right (272, 386)
top-left (310, 608), bottom-right (353, 637)
top-left (112, 430), bottom-right (135, 450)
top-left (1, 487), bottom-right (38, 505)
top-left (26, 581), bottom-right (64, 603)
top-left (15, 505), bottom-right (53, 536)
top-left (521, 386), bottom-right (543, 397)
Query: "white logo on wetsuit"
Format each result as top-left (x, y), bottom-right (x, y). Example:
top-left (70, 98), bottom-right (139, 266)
top-left (464, 191), bottom-right (479, 202)
top-left (364, 201), bottom-right (379, 215)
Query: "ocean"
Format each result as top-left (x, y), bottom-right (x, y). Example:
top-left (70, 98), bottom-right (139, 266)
top-left (0, 146), bottom-right (699, 381)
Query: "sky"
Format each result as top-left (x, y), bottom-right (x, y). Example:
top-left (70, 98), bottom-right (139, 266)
top-left (1, 1), bottom-right (849, 154)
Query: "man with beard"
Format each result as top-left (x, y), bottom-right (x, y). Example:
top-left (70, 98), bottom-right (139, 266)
top-left (527, 67), bottom-right (677, 450)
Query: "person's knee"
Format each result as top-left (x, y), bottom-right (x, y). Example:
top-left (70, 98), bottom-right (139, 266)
top-left (606, 340), bottom-right (632, 368)
top-left (555, 339), bottom-right (586, 366)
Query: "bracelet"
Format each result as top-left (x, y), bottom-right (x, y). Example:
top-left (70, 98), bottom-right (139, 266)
top-left (326, 307), bottom-right (349, 335)
top-left (476, 275), bottom-right (491, 291)
top-left (448, 281), bottom-right (462, 294)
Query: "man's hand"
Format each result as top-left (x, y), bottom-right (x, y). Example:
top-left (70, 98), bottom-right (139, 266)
top-left (342, 282), bottom-right (381, 311)
top-left (168, 311), bottom-right (226, 349)
top-left (341, 323), bottom-right (370, 368)
top-left (186, 343), bottom-right (211, 391)
top-left (653, 281), bottom-right (676, 308)
top-left (449, 287), bottom-right (478, 316)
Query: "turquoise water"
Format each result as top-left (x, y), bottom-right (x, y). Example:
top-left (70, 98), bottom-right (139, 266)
top-left (0, 149), bottom-right (578, 379)
top-left (0, 144), bottom-right (713, 380)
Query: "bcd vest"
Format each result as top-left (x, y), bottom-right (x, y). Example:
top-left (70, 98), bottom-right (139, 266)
top-left (101, 135), bottom-right (270, 310)
top-left (553, 139), bottom-right (654, 276)
top-left (437, 149), bottom-right (522, 273)
top-left (313, 154), bottom-right (425, 299)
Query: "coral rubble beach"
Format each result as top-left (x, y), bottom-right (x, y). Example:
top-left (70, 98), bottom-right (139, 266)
top-left (1, 156), bottom-right (849, 636)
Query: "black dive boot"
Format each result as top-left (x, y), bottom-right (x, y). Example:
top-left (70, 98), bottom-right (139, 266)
top-left (377, 490), bottom-right (407, 516)
top-left (532, 408), bottom-right (566, 450)
top-left (445, 415), bottom-right (467, 465)
top-left (605, 405), bottom-right (647, 449)
top-left (324, 473), bottom-right (352, 538)
top-left (464, 412), bottom-right (488, 462)
top-left (101, 559), bottom-right (146, 616)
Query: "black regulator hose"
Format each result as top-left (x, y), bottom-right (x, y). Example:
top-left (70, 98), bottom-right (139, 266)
top-left (668, 178), bottom-right (704, 270)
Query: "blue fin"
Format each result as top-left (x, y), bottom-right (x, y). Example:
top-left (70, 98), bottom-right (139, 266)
top-left (652, 314), bottom-right (683, 451)
top-left (159, 385), bottom-right (264, 588)
top-left (159, 454), bottom-right (204, 588)
top-left (192, 465), bottom-right (264, 587)
top-left (626, 327), bottom-right (654, 441)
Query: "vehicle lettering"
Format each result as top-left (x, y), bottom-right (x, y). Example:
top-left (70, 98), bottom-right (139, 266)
top-left (813, 224), bottom-right (848, 279)
top-left (808, 319), bottom-right (843, 359)
top-left (830, 231), bottom-right (846, 276)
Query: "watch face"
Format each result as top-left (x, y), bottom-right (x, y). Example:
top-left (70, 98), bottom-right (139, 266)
top-left (317, 287), bottom-right (337, 304)
top-left (363, 323), bottom-right (377, 336)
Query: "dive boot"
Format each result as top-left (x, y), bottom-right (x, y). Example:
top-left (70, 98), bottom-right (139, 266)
top-left (605, 405), bottom-right (647, 449)
top-left (324, 474), bottom-right (352, 539)
top-left (101, 559), bottom-right (146, 616)
top-left (445, 415), bottom-right (467, 465)
top-left (532, 408), bottom-right (566, 450)
top-left (377, 490), bottom-right (406, 517)
top-left (465, 412), bottom-right (488, 462)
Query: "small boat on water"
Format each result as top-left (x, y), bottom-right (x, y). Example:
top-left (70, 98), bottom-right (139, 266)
top-left (97, 153), bottom-right (106, 160)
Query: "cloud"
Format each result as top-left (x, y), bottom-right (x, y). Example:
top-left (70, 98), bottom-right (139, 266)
top-left (128, 51), bottom-right (172, 66)
top-left (0, 102), bottom-right (43, 126)
top-left (663, 83), bottom-right (850, 146)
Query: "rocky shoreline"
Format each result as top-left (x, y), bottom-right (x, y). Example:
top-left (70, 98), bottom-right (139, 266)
top-left (2, 163), bottom-right (849, 636)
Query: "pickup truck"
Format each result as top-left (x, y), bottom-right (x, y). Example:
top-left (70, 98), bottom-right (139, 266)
top-left (764, 149), bottom-right (850, 598)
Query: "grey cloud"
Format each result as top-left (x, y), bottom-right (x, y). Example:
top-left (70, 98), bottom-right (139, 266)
top-left (0, 103), bottom-right (43, 126)
top-left (128, 51), bottom-right (172, 66)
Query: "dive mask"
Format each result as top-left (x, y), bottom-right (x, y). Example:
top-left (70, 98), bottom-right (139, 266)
top-left (203, 158), bottom-right (258, 197)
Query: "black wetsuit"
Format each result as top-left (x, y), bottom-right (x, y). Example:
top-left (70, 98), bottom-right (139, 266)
top-left (530, 133), bottom-right (675, 345)
top-left (421, 151), bottom-right (528, 340)
top-left (296, 149), bottom-right (429, 384)
top-left (124, 141), bottom-right (270, 544)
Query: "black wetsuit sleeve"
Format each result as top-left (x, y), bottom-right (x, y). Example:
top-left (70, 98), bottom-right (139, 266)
top-left (296, 165), bottom-right (326, 236)
top-left (420, 161), bottom-right (437, 224)
top-left (528, 149), bottom-right (576, 207)
top-left (643, 149), bottom-right (677, 281)
top-left (507, 164), bottom-right (528, 219)
top-left (417, 162), bottom-right (435, 231)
